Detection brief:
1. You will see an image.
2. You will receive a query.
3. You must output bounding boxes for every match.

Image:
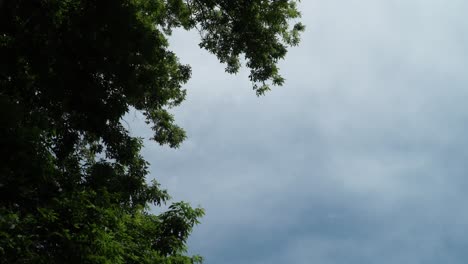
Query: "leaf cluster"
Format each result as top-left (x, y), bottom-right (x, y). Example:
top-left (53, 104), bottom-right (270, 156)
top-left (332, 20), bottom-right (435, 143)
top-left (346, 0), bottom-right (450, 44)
top-left (0, 0), bottom-right (302, 262)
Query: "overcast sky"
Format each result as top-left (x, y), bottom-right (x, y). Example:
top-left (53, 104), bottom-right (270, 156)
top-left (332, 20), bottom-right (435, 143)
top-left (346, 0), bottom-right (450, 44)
top-left (128, 0), bottom-right (468, 263)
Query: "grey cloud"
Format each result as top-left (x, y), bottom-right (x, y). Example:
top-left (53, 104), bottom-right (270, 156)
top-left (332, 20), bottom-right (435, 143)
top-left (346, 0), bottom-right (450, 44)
top-left (126, 0), bottom-right (468, 263)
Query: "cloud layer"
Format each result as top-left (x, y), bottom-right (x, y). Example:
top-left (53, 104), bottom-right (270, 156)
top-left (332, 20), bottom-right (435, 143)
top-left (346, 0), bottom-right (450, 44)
top-left (128, 0), bottom-right (468, 263)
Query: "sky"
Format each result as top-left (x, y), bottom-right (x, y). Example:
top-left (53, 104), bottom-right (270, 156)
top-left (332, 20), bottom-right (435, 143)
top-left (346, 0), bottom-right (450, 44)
top-left (127, 1), bottom-right (468, 263)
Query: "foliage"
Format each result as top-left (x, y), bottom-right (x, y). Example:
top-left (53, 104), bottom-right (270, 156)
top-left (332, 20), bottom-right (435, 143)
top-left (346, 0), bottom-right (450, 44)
top-left (0, 0), bottom-right (303, 263)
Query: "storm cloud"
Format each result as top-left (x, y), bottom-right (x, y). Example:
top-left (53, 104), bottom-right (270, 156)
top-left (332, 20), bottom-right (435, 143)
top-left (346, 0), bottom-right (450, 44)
top-left (127, 0), bottom-right (468, 263)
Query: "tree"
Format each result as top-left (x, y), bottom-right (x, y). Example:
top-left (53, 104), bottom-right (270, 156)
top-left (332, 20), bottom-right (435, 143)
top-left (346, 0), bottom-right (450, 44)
top-left (0, 0), bottom-right (304, 263)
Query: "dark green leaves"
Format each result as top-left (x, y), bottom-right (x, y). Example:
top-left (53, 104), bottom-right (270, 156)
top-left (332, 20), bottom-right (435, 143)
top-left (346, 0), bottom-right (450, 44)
top-left (0, 0), bottom-right (302, 263)
top-left (191, 0), bottom-right (305, 95)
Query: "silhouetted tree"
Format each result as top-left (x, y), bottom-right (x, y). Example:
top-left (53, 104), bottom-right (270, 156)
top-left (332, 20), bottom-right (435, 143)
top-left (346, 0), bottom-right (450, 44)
top-left (0, 1), bottom-right (303, 263)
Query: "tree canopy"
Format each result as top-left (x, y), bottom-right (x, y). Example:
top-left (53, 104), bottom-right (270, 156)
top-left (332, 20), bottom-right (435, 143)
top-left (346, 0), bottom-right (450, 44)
top-left (0, 0), bottom-right (303, 263)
